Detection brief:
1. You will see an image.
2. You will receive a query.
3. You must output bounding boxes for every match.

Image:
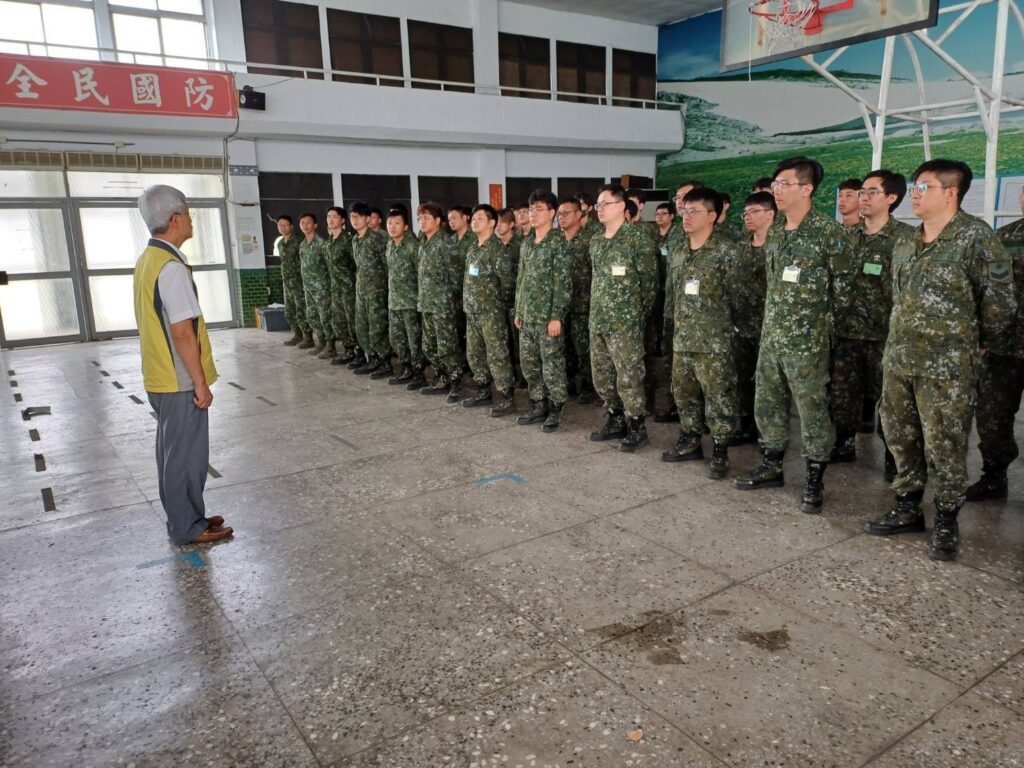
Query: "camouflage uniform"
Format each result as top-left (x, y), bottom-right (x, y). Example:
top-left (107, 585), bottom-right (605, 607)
top-left (352, 228), bottom-right (390, 358)
top-left (515, 228), bottom-right (572, 404)
top-left (387, 235), bottom-right (424, 370)
top-left (325, 231), bottom-right (357, 350)
top-left (299, 235), bottom-right (332, 338)
top-left (275, 234), bottom-right (309, 335)
top-left (756, 208), bottom-right (849, 461)
top-left (464, 234), bottom-right (515, 392)
top-left (667, 231), bottom-right (741, 439)
top-left (584, 217), bottom-right (603, 239)
top-left (880, 210), bottom-right (1016, 506)
top-left (500, 233), bottom-right (524, 376)
top-left (733, 237), bottom-right (768, 425)
top-left (563, 227), bottom-right (593, 386)
top-left (452, 231), bottom-right (473, 351)
top-left (655, 221), bottom-right (682, 387)
top-left (418, 232), bottom-right (463, 377)
top-left (589, 224), bottom-right (658, 417)
top-left (974, 218), bottom-right (1024, 467)
top-left (830, 216), bottom-right (913, 434)
top-left (716, 219), bottom-right (745, 244)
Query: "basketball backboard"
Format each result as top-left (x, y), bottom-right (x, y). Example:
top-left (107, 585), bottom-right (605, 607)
top-left (720, 0), bottom-right (939, 72)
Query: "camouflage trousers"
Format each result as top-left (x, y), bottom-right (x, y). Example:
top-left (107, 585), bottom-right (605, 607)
top-left (330, 270), bottom-right (356, 350)
top-left (755, 347), bottom-right (835, 461)
top-left (507, 308), bottom-right (522, 381)
top-left (466, 310), bottom-right (514, 391)
top-left (281, 256), bottom-right (309, 335)
top-left (422, 311), bottom-right (463, 377)
top-left (672, 349), bottom-right (739, 441)
top-left (355, 287), bottom-right (390, 357)
top-left (519, 321), bottom-right (568, 404)
top-left (830, 337), bottom-right (884, 434)
top-left (591, 328), bottom-right (647, 418)
top-left (974, 353), bottom-right (1024, 467)
top-left (564, 312), bottom-right (592, 384)
top-left (303, 284), bottom-right (332, 340)
top-left (735, 335), bottom-right (759, 421)
top-left (389, 309), bottom-right (424, 370)
top-left (880, 368), bottom-right (977, 507)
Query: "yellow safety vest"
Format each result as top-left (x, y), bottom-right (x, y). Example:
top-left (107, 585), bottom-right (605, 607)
top-left (133, 239), bottom-right (219, 393)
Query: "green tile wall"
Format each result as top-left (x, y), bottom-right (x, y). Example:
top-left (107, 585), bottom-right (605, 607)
top-left (237, 268), bottom-right (274, 327)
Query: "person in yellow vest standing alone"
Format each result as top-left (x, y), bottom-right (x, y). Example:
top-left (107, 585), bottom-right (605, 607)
top-left (134, 185), bottom-right (233, 545)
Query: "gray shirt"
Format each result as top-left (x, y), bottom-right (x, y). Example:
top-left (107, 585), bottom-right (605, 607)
top-left (154, 240), bottom-right (202, 391)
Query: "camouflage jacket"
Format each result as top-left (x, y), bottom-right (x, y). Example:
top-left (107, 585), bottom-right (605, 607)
top-left (732, 238), bottom-right (768, 341)
top-left (451, 231), bottom-right (473, 297)
top-left (584, 218), bottom-right (603, 240)
top-left (997, 217), bottom-right (1024, 357)
top-left (515, 227), bottom-right (572, 324)
top-left (275, 233), bottom-right (303, 273)
top-left (833, 216), bottom-right (913, 342)
top-left (417, 231), bottom-right (458, 314)
top-left (325, 231), bottom-right (356, 288)
top-left (563, 227), bottom-right (593, 315)
top-left (499, 232), bottom-right (522, 287)
top-left (352, 228), bottom-right (389, 294)
top-left (589, 222), bottom-right (659, 335)
top-left (299, 235), bottom-right (329, 287)
top-left (463, 234), bottom-right (514, 315)
top-left (386, 235), bottom-right (419, 310)
top-left (761, 207), bottom-right (850, 357)
top-left (884, 210), bottom-right (1017, 378)
top-left (716, 219), bottom-right (745, 244)
top-left (668, 231), bottom-right (740, 355)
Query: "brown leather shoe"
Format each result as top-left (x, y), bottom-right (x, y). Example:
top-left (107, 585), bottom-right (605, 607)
top-left (191, 526), bottom-right (233, 544)
top-left (205, 515), bottom-right (225, 528)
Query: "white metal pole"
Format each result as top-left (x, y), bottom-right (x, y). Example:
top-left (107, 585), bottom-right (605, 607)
top-left (985, 0), bottom-right (1009, 225)
top-left (873, 35), bottom-right (896, 168)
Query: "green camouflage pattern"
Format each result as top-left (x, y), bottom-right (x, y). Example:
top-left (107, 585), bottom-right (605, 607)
top-left (466, 309), bottom-right (513, 391)
top-left (422, 311), bottom-right (462, 376)
top-left (389, 308), bottom-right (424, 370)
top-left (666, 231), bottom-right (740, 356)
top-left (418, 232), bottom-right (458, 314)
top-left (591, 328), bottom-right (647, 418)
top-left (514, 228), bottom-right (572, 324)
top-left (451, 231), bottom-right (473, 299)
top-left (353, 228), bottom-right (389, 294)
top-left (564, 228), bottom-right (593, 315)
top-left (275, 233), bottom-right (309, 335)
top-left (299, 235), bottom-right (332, 338)
top-left (733, 240), bottom-right (767, 341)
top-left (672, 349), bottom-right (739, 440)
top-left (716, 219), bottom-right (745, 244)
top-left (386, 235), bottom-right (420, 311)
top-left (755, 347), bottom-right (835, 461)
top-left (519, 321), bottom-right (568, 404)
top-left (500, 233), bottom-right (522, 292)
top-left (326, 231), bottom-right (356, 348)
top-left (831, 337), bottom-right (884, 433)
top-left (463, 235), bottom-right (514, 316)
top-left (998, 217), bottom-right (1024, 357)
top-left (589, 223), bottom-right (658, 335)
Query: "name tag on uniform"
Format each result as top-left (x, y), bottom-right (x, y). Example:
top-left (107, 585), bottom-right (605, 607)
top-left (660, 246), bottom-right (668, 257)
top-left (469, 264), bottom-right (480, 276)
top-left (612, 264), bottom-right (626, 277)
top-left (863, 262), bottom-right (882, 276)
top-left (782, 265), bottom-right (801, 283)
top-left (684, 279), bottom-right (700, 296)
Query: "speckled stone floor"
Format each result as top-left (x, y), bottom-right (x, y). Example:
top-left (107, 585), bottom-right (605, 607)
top-left (1, 328), bottom-right (1022, 767)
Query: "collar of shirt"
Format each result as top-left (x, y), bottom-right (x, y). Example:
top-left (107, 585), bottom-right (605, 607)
top-left (151, 237), bottom-right (187, 262)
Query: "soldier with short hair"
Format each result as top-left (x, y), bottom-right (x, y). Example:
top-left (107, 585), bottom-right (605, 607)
top-left (496, 207), bottom-right (524, 387)
top-left (275, 214), bottom-right (311, 348)
top-left (514, 202), bottom-right (532, 239)
top-left (837, 178), bottom-right (863, 229)
top-left (348, 202), bottom-right (391, 376)
top-left (577, 191), bottom-right (603, 239)
top-left (715, 192), bottom-right (744, 243)
top-left (324, 206), bottom-right (359, 365)
top-left (868, 160), bottom-right (1016, 561)
top-left (558, 197), bottom-right (596, 404)
top-left (384, 206), bottom-right (425, 387)
top-left (298, 212), bottom-right (332, 356)
top-left (417, 202), bottom-right (464, 398)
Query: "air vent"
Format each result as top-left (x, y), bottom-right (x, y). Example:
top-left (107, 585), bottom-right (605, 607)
top-left (0, 150), bottom-right (65, 169)
top-left (139, 154), bottom-right (223, 172)
top-left (64, 152), bottom-right (139, 171)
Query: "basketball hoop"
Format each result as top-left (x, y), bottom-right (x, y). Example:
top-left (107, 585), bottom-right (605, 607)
top-left (749, 0), bottom-right (857, 55)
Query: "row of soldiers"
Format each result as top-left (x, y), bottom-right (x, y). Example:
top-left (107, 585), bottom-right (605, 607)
top-left (273, 157), bottom-right (1024, 564)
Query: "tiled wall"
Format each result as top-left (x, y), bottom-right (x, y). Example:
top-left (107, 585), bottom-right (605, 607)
top-left (236, 267), bottom-right (284, 327)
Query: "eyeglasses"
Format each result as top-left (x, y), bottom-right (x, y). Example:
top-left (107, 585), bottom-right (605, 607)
top-left (770, 180), bottom-right (806, 191)
top-left (594, 200), bottom-right (624, 211)
top-left (680, 207), bottom-right (710, 217)
top-left (556, 209), bottom-right (581, 217)
top-left (741, 208), bottom-right (772, 218)
top-left (857, 188), bottom-right (885, 199)
top-left (907, 181), bottom-right (948, 196)
top-left (672, 195), bottom-right (685, 203)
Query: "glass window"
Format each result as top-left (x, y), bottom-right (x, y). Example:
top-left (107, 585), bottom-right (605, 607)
top-left (0, 278), bottom-right (80, 341)
top-left (0, 1), bottom-right (45, 43)
top-left (0, 1), bottom-right (98, 59)
top-left (109, 0), bottom-right (158, 10)
top-left (506, 178), bottom-right (551, 208)
top-left (158, 0), bottom-right (203, 14)
top-left (499, 33), bottom-right (549, 99)
top-left (0, 208), bottom-right (71, 273)
top-left (0, 170), bottom-right (67, 198)
top-left (612, 49), bottom-right (656, 107)
top-left (112, 9), bottom-right (209, 67)
top-left (180, 208), bottom-right (226, 265)
top-left (240, 0), bottom-right (323, 79)
top-left (192, 270), bottom-right (232, 323)
top-left (161, 17), bottom-right (207, 66)
top-left (67, 172), bottom-right (224, 199)
top-left (557, 177), bottom-right (605, 200)
top-left (88, 274), bottom-right (137, 332)
top-left (417, 176), bottom-right (478, 210)
top-left (79, 206), bottom-right (225, 270)
top-left (408, 20), bottom-right (474, 93)
top-left (112, 13), bottom-right (161, 55)
top-left (556, 42), bottom-right (605, 105)
top-left (326, 9), bottom-right (403, 86)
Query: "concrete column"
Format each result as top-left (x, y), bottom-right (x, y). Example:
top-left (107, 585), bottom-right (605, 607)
top-left (477, 148), bottom-right (506, 206)
top-left (472, 0), bottom-right (500, 95)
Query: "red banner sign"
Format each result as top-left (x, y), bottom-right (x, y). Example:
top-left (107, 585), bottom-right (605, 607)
top-left (0, 53), bottom-right (237, 118)
top-left (489, 183), bottom-right (503, 209)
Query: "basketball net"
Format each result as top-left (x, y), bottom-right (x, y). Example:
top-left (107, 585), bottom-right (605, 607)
top-left (749, 0), bottom-right (820, 55)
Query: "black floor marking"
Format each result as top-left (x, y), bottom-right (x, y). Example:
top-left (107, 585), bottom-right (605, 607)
top-left (256, 395), bottom-right (277, 406)
top-left (129, 395), bottom-right (144, 404)
top-left (90, 360), bottom-right (100, 367)
top-left (29, 429), bottom-right (40, 442)
top-left (99, 370), bottom-right (109, 377)
top-left (34, 454), bottom-right (46, 472)
top-left (331, 434), bottom-right (359, 450)
top-left (150, 411), bottom-right (158, 420)
top-left (228, 381), bottom-right (246, 390)
top-left (112, 381), bottom-right (124, 389)
top-left (14, 393), bottom-right (22, 403)
top-left (7, 369), bottom-right (14, 376)
top-left (9, 379), bottom-right (16, 387)
top-left (207, 465), bottom-right (222, 479)
top-left (41, 488), bottom-right (56, 512)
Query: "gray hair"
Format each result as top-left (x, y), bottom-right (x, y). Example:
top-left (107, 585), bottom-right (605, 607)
top-left (138, 185), bottom-right (188, 234)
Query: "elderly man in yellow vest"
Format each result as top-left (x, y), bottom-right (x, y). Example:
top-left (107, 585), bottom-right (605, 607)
top-left (134, 185), bottom-right (233, 545)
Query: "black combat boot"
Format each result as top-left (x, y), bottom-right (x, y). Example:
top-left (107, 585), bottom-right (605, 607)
top-left (346, 349), bottom-right (368, 369)
top-left (420, 369), bottom-right (449, 395)
top-left (542, 401), bottom-right (564, 432)
top-left (490, 388), bottom-right (515, 417)
top-left (661, 433), bottom-right (702, 463)
top-left (296, 331), bottom-right (315, 349)
top-left (369, 358), bottom-right (393, 379)
top-left (653, 401), bottom-right (679, 423)
top-left (707, 439), bottom-right (729, 480)
top-left (578, 378), bottom-right (596, 405)
top-left (831, 429), bottom-right (856, 463)
top-left (730, 416), bottom-right (759, 446)
top-left (283, 331), bottom-right (303, 346)
top-left (801, 460), bottom-right (827, 514)
top-left (619, 415), bottom-right (649, 452)
top-left (309, 335), bottom-right (326, 355)
top-left (884, 449), bottom-right (897, 483)
top-left (965, 462), bottom-right (1009, 502)
top-left (445, 373), bottom-right (464, 403)
top-left (318, 339), bottom-right (337, 360)
top-left (463, 385), bottom-right (493, 408)
top-left (352, 355), bottom-right (378, 375)
top-left (866, 490), bottom-right (925, 535)
top-left (389, 365), bottom-right (414, 385)
top-left (733, 449), bottom-right (785, 490)
top-left (517, 398), bottom-right (549, 425)
top-left (590, 409), bottom-right (627, 442)
top-left (928, 503), bottom-right (961, 561)
top-left (406, 367), bottom-right (427, 390)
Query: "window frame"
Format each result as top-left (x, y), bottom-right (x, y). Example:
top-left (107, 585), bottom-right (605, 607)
top-left (326, 8), bottom-right (404, 86)
top-left (498, 31), bottom-right (550, 99)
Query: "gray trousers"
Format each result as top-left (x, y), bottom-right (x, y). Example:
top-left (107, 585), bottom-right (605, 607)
top-left (148, 390), bottom-right (210, 545)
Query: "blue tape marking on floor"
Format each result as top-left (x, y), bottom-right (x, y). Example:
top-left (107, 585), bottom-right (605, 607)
top-left (136, 550), bottom-right (207, 570)
top-left (475, 472), bottom-right (526, 486)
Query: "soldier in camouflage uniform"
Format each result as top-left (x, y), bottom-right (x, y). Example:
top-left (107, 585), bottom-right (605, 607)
top-left (514, 190), bottom-right (572, 432)
top-left (274, 215), bottom-right (311, 347)
top-left (298, 213), bottom-right (332, 356)
top-left (589, 184), bottom-right (658, 452)
top-left (624, 198), bottom-right (663, 414)
top-left (514, 203), bottom-right (533, 240)
top-left (417, 202), bottom-right (464, 399)
top-left (715, 193), bottom-right (745, 244)
top-left (837, 178), bottom-right (863, 229)
top-left (577, 192), bottom-right (603, 240)
top-left (384, 206), bottom-right (425, 386)
top-left (461, 204), bottom-right (516, 416)
top-left (449, 205), bottom-right (473, 357)
top-left (734, 157), bottom-right (849, 514)
top-left (967, 188), bottom-right (1024, 501)
top-left (346, 202), bottom-right (391, 376)
top-left (324, 207), bottom-right (359, 364)
top-left (867, 160), bottom-right (1016, 561)
top-left (661, 188), bottom-right (741, 479)
top-left (558, 199), bottom-right (596, 404)
top-left (496, 208), bottom-right (524, 386)
top-left (830, 171), bottom-right (912, 476)
top-left (733, 192), bottom-right (773, 443)
top-left (652, 201), bottom-right (681, 420)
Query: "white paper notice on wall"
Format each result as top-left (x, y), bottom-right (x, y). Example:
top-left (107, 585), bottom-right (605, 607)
top-left (239, 234), bottom-right (258, 256)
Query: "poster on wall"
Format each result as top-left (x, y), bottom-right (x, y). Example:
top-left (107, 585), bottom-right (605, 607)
top-left (720, 0), bottom-right (939, 73)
